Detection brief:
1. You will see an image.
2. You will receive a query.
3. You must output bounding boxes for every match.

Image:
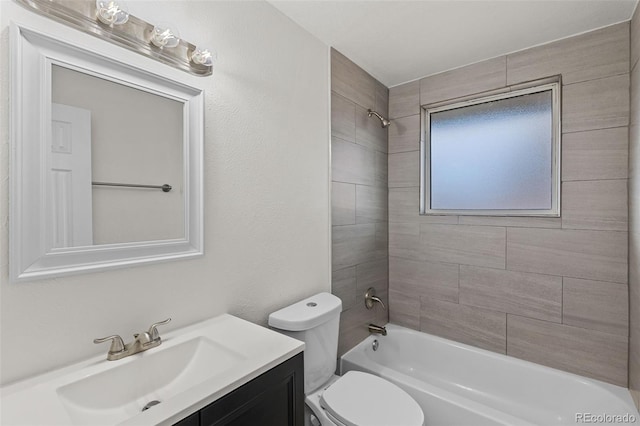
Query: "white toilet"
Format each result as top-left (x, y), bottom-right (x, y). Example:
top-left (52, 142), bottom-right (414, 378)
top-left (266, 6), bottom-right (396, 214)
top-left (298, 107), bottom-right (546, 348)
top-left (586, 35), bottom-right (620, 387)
top-left (268, 292), bottom-right (424, 426)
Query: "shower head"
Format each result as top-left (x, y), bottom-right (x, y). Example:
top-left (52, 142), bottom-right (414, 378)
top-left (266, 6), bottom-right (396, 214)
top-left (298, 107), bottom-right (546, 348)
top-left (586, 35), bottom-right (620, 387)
top-left (367, 109), bottom-right (391, 128)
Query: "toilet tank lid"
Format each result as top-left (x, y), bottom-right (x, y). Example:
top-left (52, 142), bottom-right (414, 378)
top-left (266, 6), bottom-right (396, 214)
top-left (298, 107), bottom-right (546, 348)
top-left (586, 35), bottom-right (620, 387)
top-left (269, 292), bottom-right (342, 331)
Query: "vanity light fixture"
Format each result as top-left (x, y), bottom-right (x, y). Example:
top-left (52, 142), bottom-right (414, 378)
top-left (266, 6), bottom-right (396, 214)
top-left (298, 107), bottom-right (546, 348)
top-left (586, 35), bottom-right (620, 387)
top-left (95, 0), bottom-right (129, 26)
top-left (15, 0), bottom-right (215, 76)
top-left (190, 48), bottom-right (217, 67)
top-left (150, 25), bottom-right (180, 48)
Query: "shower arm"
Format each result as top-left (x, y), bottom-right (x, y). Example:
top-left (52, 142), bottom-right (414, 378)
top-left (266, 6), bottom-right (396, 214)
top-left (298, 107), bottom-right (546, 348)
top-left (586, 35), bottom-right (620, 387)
top-left (367, 109), bottom-right (384, 121)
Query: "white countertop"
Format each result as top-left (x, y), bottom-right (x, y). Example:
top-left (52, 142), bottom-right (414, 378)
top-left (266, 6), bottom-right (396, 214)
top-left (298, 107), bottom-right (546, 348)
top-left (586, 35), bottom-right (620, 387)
top-left (1, 314), bottom-right (304, 425)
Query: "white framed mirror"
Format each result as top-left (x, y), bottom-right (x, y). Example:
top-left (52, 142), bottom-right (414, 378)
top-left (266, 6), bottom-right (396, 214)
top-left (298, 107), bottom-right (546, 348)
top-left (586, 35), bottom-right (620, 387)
top-left (10, 22), bottom-right (204, 282)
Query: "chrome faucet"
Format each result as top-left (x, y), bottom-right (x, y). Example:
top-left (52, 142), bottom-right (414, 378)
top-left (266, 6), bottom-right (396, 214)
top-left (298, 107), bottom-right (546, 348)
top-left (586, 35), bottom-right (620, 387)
top-left (368, 324), bottom-right (387, 336)
top-left (94, 318), bottom-right (171, 361)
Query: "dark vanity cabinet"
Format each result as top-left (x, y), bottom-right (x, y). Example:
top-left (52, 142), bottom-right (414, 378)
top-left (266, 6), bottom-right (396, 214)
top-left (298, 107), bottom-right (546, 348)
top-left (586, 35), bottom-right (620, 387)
top-left (174, 353), bottom-right (304, 426)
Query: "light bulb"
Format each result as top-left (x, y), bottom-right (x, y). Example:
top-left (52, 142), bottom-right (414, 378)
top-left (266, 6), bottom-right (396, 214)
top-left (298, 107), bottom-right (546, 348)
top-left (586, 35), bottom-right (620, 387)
top-left (150, 25), bottom-right (180, 48)
top-left (96, 0), bottom-right (129, 25)
top-left (190, 48), bottom-right (216, 67)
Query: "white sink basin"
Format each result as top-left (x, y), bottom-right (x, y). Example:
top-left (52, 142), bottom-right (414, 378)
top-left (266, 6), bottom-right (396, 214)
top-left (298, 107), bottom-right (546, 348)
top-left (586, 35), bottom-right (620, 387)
top-left (1, 314), bottom-right (304, 426)
top-left (57, 337), bottom-right (245, 425)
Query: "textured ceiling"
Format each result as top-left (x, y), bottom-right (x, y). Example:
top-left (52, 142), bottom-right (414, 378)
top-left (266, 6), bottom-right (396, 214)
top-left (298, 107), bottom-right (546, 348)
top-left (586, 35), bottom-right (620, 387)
top-left (269, 0), bottom-right (638, 87)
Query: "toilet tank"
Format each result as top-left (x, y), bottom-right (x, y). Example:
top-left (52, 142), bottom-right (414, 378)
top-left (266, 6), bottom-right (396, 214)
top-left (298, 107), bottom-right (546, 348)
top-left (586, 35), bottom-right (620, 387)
top-left (268, 292), bottom-right (342, 394)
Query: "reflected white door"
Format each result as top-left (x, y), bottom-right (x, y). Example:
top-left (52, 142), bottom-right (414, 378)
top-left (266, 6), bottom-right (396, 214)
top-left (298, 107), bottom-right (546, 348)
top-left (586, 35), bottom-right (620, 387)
top-left (51, 103), bottom-right (93, 248)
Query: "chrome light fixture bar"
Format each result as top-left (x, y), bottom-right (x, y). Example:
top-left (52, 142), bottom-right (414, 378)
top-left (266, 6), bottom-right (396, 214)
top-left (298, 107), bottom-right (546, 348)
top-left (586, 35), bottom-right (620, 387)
top-left (15, 0), bottom-right (213, 76)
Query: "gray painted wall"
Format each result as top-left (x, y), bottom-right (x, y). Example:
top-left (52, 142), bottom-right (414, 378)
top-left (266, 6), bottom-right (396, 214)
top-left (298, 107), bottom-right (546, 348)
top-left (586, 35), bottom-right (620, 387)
top-left (0, 1), bottom-right (331, 385)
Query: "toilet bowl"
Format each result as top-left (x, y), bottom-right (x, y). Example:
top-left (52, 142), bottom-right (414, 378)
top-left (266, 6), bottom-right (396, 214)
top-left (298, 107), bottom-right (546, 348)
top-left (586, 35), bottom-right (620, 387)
top-left (268, 292), bottom-right (424, 426)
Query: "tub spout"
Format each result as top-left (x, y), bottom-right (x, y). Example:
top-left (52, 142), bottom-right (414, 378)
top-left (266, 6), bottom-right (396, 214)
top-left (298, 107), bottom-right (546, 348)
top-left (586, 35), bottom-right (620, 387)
top-left (368, 324), bottom-right (387, 336)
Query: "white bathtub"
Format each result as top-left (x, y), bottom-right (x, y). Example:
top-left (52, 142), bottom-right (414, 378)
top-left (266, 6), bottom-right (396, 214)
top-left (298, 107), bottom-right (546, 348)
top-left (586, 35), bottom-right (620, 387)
top-left (340, 324), bottom-right (639, 426)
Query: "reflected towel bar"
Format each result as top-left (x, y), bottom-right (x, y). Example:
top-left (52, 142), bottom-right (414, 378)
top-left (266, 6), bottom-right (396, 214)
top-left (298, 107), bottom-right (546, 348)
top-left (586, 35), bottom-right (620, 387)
top-left (92, 182), bottom-right (172, 192)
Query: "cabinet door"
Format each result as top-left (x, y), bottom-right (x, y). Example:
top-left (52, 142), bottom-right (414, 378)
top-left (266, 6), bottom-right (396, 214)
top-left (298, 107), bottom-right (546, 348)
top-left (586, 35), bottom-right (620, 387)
top-left (200, 353), bottom-right (304, 426)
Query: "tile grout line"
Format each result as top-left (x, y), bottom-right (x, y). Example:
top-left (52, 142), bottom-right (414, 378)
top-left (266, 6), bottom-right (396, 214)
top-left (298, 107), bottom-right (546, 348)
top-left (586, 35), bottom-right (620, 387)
top-left (505, 312), bottom-right (509, 355)
top-left (504, 226), bottom-right (508, 272)
top-left (457, 264), bottom-right (461, 305)
top-left (561, 277), bottom-right (564, 325)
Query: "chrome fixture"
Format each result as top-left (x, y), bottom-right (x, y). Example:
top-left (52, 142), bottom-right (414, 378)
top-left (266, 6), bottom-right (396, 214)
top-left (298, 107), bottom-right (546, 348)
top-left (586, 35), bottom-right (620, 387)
top-left (364, 287), bottom-right (386, 310)
top-left (95, 0), bottom-right (129, 25)
top-left (151, 24), bottom-right (180, 48)
top-left (92, 181), bottom-right (172, 192)
top-left (368, 324), bottom-right (387, 336)
top-left (372, 339), bottom-right (379, 351)
top-left (94, 318), bottom-right (171, 361)
top-left (367, 109), bottom-right (392, 128)
top-left (190, 47), bottom-right (217, 67)
top-left (15, 0), bottom-right (214, 76)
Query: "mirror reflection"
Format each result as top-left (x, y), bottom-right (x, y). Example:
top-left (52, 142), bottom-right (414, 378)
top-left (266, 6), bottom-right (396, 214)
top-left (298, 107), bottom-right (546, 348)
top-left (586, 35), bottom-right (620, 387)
top-left (50, 65), bottom-right (185, 247)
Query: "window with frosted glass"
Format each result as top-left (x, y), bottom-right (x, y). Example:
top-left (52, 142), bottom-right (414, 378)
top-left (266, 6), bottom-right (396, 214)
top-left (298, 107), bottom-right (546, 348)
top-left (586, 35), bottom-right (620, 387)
top-left (421, 81), bottom-right (560, 216)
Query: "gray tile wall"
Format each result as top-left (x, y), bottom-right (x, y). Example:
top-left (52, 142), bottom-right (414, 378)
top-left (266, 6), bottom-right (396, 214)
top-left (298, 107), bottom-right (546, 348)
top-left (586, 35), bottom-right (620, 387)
top-left (630, 7), bottom-right (640, 410)
top-left (331, 49), bottom-right (389, 356)
top-left (388, 22), bottom-right (630, 386)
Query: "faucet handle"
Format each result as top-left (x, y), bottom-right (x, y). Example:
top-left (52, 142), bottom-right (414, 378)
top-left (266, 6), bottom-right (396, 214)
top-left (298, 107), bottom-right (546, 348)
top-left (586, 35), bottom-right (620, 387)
top-left (93, 335), bottom-right (125, 354)
top-left (364, 288), bottom-right (386, 310)
top-left (148, 318), bottom-right (171, 341)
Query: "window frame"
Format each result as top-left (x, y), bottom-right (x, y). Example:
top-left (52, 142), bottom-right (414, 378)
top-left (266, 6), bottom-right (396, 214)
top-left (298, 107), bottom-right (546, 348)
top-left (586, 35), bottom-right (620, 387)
top-left (419, 77), bottom-right (562, 217)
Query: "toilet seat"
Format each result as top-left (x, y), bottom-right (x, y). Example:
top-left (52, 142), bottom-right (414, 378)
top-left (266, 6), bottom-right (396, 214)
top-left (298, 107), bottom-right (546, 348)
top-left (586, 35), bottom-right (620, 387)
top-left (319, 371), bottom-right (424, 426)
